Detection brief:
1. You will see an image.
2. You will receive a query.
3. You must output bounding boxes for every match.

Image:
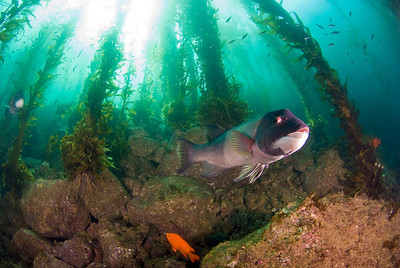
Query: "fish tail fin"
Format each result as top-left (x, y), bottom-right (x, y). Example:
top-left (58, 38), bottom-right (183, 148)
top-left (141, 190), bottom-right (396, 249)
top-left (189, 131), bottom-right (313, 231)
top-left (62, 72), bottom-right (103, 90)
top-left (189, 252), bottom-right (200, 263)
top-left (177, 138), bottom-right (196, 174)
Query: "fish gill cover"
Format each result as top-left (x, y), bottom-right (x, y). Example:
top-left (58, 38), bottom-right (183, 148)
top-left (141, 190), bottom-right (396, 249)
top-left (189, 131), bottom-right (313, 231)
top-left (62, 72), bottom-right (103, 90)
top-left (0, 0), bottom-right (399, 264)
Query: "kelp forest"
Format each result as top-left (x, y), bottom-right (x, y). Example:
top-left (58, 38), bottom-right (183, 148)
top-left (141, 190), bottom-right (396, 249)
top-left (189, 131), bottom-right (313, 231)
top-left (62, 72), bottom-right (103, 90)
top-left (0, 0), bottom-right (399, 267)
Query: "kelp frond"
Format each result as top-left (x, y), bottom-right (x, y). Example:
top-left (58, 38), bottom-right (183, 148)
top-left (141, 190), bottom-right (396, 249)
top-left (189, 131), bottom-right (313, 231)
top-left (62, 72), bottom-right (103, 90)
top-left (250, 0), bottom-right (383, 197)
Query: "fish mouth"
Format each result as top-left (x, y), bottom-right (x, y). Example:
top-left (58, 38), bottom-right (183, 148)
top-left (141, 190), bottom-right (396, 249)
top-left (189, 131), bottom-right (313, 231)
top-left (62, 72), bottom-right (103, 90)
top-left (297, 126), bottom-right (309, 134)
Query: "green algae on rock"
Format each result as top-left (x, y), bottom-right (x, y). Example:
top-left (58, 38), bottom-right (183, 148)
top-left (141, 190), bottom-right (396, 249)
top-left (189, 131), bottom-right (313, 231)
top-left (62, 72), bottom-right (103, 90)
top-left (201, 193), bottom-right (400, 267)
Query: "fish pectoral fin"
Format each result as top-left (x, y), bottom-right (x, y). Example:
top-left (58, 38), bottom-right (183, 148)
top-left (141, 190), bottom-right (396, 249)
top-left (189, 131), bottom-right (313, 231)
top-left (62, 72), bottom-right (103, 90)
top-left (201, 163), bottom-right (227, 177)
top-left (228, 130), bottom-right (254, 159)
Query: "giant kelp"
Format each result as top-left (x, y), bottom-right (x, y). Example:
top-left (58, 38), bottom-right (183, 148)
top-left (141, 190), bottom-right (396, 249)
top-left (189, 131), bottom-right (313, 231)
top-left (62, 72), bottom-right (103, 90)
top-left (2, 23), bottom-right (73, 195)
top-left (107, 63), bottom-right (135, 167)
top-left (61, 27), bottom-right (123, 191)
top-left (181, 0), bottom-right (249, 128)
top-left (159, 5), bottom-right (194, 131)
top-left (248, 0), bottom-right (382, 197)
top-left (0, 0), bottom-right (44, 63)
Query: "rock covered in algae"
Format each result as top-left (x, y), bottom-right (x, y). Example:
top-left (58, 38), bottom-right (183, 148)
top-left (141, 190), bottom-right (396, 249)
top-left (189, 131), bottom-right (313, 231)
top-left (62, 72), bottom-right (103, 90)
top-left (122, 176), bottom-right (219, 241)
top-left (129, 135), bottom-right (160, 157)
top-left (9, 228), bottom-right (53, 262)
top-left (201, 193), bottom-right (400, 267)
top-left (78, 169), bottom-right (131, 220)
top-left (301, 149), bottom-right (346, 196)
top-left (52, 233), bottom-right (93, 268)
top-left (33, 252), bottom-right (74, 268)
top-left (87, 221), bottom-right (142, 268)
top-left (20, 179), bottom-right (90, 239)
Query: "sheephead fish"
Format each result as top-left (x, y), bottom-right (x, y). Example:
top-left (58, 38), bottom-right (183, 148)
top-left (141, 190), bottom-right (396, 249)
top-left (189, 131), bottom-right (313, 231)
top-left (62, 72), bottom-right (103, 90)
top-left (177, 109), bottom-right (309, 183)
top-left (4, 90), bottom-right (24, 119)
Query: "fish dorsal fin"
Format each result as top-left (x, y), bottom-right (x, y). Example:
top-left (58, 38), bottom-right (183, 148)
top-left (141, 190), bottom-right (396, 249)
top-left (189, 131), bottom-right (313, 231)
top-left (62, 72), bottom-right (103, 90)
top-left (201, 163), bottom-right (227, 177)
top-left (228, 130), bottom-right (254, 159)
top-left (205, 125), bottom-right (225, 141)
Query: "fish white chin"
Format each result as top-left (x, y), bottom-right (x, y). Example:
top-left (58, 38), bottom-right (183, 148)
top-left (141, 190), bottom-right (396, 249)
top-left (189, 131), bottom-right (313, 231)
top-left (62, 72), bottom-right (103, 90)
top-left (274, 132), bottom-right (309, 156)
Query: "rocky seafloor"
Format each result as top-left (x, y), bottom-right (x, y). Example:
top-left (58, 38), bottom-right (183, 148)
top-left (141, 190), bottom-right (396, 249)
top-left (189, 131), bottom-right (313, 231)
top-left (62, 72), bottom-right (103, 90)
top-left (0, 127), bottom-right (399, 267)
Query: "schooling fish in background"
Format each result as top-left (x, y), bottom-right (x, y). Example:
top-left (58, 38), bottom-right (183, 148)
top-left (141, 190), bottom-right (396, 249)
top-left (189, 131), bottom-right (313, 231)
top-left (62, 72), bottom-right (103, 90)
top-left (4, 90), bottom-right (24, 119)
top-left (166, 233), bottom-right (200, 263)
top-left (177, 109), bottom-right (309, 183)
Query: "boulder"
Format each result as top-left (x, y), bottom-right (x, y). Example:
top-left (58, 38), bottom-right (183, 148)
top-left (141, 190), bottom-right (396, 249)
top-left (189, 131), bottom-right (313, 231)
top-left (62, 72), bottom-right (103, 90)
top-left (130, 136), bottom-right (160, 157)
top-left (20, 179), bottom-right (90, 239)
top-left (122, 176), bottom-right (219, 241)
top-left (202, 193), bottom-right (400, 267)
top-left (33, 252), bottom-right (74, 268)
top-left (87, 221), bottom-right (141, 268)
top-left (155, 148), bottom-right (180, 176)
top-left (9, 228), bottom-right (53, 262)
top-left (301, 149), bottom-right (346, 197)
top-left (53, 234), bottom-right (93, 268)
top-left (78, 169), bottom-right (130, 220)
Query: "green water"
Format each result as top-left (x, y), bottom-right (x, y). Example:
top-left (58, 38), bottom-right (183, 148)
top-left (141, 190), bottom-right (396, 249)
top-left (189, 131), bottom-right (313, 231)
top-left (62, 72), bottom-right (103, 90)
top-left (0, 0), bottom-right (399, 193)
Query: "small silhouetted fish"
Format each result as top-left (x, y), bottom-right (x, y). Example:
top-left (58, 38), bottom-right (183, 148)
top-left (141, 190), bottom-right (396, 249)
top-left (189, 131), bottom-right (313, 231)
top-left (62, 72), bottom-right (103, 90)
top-left (349, 10), bottom-right (352, 16)
top-left (328, 24), bottom-right (335, 27)
top-left (330, 31), bottom-right (340, 34)
top-left (363, 44), bottom-right (367, 49)
top-left (266, 44), bottom-right (270, 47)
top-left (259, 30), bottom-right (267, 35)
top-left (328, 43), bottom-right (334, 47)
top-left (266, 53), bottom-right (270, 58)
top-left (316, 24), bottom-right (324, 29)
top-left (371, 33), bottom-right (374, 39)
top-left (347, 51), bottom-right (349, 55)
top-left (241, 33), bottom-right (248, 39)
top-left (228, 40), bottom-right (236, 44)
top-left (226, 16), bottom-right (232, 23)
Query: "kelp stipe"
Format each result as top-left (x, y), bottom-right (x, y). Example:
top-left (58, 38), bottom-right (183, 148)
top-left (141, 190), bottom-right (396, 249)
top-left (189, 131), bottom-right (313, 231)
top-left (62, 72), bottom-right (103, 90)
top-left (2, 22), bottom-right (73, 195)
top-left (179, 0), bottom-right (249, 129)
top-left (61, 27), bottom-right (123, 193)
top-left (248, 0), bottom-right (383, 197)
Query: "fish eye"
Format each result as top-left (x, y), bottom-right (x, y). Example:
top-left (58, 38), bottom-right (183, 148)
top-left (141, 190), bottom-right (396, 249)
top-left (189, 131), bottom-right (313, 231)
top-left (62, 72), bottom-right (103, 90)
top-left (274, 116), bottom-right (282, 124)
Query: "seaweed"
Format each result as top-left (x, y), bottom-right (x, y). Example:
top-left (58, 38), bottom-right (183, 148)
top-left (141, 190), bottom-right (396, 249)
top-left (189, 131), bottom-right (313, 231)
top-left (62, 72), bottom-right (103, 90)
top-left (0, 0), bottom-right (44, 62)
top-left (249, 0), bottom-right (383, 197)
top-left (129, 67), bottom-right (156, 133)
top-left (2, 22), bottom-right (73, 195)
top-left (61, 27), bottom-right (123, 188)
top-left (107, 64), bottom-right (135, 168)
top-left (156, 5), bottom-right (197, 131)
top-left (180, 0), bottom-right (249, 128)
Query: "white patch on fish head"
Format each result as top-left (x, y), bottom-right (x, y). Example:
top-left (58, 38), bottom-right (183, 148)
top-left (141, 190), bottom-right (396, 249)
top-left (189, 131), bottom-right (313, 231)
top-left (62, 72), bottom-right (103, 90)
top-left (15, 98), bottom-right (24, 109)
top-left (272, 128), bottom-right (309, 156)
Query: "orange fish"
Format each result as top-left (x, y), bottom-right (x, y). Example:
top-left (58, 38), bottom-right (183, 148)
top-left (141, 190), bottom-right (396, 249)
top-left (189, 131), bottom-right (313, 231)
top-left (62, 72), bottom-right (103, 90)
top-left (166, 233), bottom-right (200, 263)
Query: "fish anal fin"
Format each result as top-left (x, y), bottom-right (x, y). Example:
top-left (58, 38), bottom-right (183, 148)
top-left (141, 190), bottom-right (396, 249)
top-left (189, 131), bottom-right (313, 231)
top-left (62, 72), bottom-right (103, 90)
top-left (201, 163), bottom-right (227, 177)
top-left (229, 130), bottom-right (254, 158)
